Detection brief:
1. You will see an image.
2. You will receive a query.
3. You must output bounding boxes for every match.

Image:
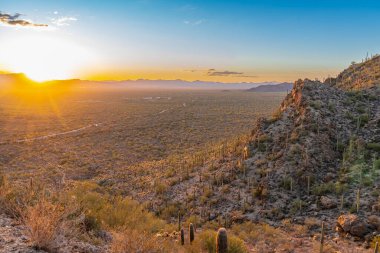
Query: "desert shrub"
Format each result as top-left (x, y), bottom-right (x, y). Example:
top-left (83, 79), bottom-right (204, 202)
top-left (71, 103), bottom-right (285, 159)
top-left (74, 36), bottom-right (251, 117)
top-left (367, 143), bottom-right (380, 152)
top-left (271, 108), bottom-right (282, 121)
top-left (23, 199), bottom-right (67, 251)
top-left (280, 176), bottom-right (293, 191)
top-left (304, 217), bottom-right (320, 230)
top-left (196, 229), bottom-right (248, 253)
top-left (289, 144), bottom-right (302, 156)
top-left (160, 204), bottom-right (179, 220)
top-left (311, 182), bottom-right (335, 196)
top-left (252, 185), bottom-right (268, 199)
top-left (374, 159), bottom-right (380, 170)
top-left (186, 215), bottom-right (202, 229)
top-left (310, 100), bottom-right (322, 109)
top-left (111, 230), bottom-right (171, 253)
top-left (155, 182), bottom-right (168, 195)
top-left (68, 182), bottom-right (169, 233)
top-left (231, 222), bottom-right (296, 252)
top-left (257, 134), bottom-right (272, 143)
top-left (290, 199), bottom-right (306, 214)
top-left (358, 114), bottom-right (369, 126)
top-left (371, 235), bottom-right (380, 250)
top-left (335, 182), bottom-right (348, 194)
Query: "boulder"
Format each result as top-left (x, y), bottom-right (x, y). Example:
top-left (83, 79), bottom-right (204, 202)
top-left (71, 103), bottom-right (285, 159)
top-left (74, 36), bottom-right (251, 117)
top-left (368, 215), bottom-right (380, 231)
top-left (320, 196), bottom-right (337, 209)
top-left (372, 204), bottom-right (380, 213)
top-left (336, 214), bottom-right (370, 238)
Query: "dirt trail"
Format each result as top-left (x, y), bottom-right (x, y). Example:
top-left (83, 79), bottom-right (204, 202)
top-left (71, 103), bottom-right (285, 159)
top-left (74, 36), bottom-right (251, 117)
top-left (0, 123), bottom-right (102, 145)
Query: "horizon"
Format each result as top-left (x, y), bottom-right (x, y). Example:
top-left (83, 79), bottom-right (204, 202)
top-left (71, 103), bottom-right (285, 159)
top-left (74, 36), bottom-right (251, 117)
top-left (1, 0), bottom-right (380, 83)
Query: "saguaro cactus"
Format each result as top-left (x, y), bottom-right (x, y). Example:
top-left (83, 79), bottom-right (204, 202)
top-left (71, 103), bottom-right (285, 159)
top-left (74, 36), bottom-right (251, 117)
top-left (178, 212), bottom-right (181, 231)
top-left (180, 228), bottom-right (185, 245)
top-left (356, 189), bottom-right (360, 213)
top-left (216, 228), bottom-right (228, 253)
top-left (189, 223), bottom-right (195, 244)
top-left (320, 222), bottom-right (324, 253)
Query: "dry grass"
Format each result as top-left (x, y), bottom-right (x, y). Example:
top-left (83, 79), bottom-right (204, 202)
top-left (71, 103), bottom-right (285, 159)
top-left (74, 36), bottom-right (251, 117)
top-left (111, 230), bottom-right (172, 253)
top-left (23, 199), bottom-right (64, 251)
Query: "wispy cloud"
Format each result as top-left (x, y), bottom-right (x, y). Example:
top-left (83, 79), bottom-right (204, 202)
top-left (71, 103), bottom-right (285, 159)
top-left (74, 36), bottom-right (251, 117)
top-left (51, 16), bottom-right (77, 26)
top-left (184, 69), bottom-right (258, 78)
top-left (208, 70), bottom-right (243, 76)
top-left (207, 69), bottom-right (257, 78)
top-left (184, 19), bottom-right (204, 26)
top-left (0, 12), bottom-right (48, 27)
top-left (179, 4), bottom-right (197, 12)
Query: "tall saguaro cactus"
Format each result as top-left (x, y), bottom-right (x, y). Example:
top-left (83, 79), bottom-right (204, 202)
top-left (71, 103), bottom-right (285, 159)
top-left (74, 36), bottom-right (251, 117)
top-left (356, 189), bottom-right (360, 213)
top-left (320, 222), bottom-right (324, 253)
top-left (189, 223), bottom-right (195, 244)
top-left (180, 228), bottom-right (185, 245)
top-left (178, 212), bottom-right (181, 231)
top-left (216, 228), bottom-right (228, 253)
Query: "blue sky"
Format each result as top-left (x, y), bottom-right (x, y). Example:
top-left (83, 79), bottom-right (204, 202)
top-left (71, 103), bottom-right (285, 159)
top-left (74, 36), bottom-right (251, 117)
top-left (1, 0), bottom-right (380, 82)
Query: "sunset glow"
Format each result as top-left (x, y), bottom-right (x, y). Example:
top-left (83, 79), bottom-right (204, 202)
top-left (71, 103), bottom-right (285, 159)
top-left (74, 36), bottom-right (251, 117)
top-left (0, 34), bottom-right (96, 82)
top-left (0, 1), bottom-right (380, 82)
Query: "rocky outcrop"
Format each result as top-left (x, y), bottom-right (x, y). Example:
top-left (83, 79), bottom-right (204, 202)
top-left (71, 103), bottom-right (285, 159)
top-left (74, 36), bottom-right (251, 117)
top-left (320, 196), bottom-right (337, 209)
top-left (336, 214), bottom-right (370, 238)
top-left (368, 215), bottom-right (380, 231)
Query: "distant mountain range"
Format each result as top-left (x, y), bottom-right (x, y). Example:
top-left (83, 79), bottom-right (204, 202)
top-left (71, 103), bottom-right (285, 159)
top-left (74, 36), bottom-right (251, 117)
top-left (246, 82), bottom-right (293, 92)
top-left (0, 73), bottom-right (290, 91)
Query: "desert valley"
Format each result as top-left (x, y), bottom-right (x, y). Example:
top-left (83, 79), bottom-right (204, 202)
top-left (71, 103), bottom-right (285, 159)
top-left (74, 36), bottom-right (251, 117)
top-left (0, 1), bottom-right (380, 252)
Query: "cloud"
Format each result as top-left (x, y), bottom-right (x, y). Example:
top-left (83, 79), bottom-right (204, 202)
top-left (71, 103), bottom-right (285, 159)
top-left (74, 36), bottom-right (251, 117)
top-left (184, 69), bottom-right (258, 78)
top-left (208, 70), bottom-right (243, 76)
top-left (207, 69), bottom-right (257, 78)
top-left (51, 16), bottom-right (77, 26)
top-left (179, 4), bottom-right (196, 12)
top-left (0, 12), bottom-right (48, 27)
top-left (184, 19), bottom-right (204, 26)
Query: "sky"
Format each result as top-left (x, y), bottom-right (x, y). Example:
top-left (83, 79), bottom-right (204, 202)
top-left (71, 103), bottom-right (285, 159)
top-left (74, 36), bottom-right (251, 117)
top-left (0, 0), bottom-right (380, 82)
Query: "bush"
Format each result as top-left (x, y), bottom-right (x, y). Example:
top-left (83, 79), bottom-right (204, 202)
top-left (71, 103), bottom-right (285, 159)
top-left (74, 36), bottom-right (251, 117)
top-left (23, 199), bottom-right (67, 251)
top-left (69, 182), bottom-right (168, 232)
top-left (111, 230), bottom-right (171, 253)
top-left (311, 182), bottom-right (335, 196)
top-left (367, 143), bottom-right (380, 152)
top-left (374, 159), bottom-right (380, 170)
top-left (197, 229), bottom-right (248, 253)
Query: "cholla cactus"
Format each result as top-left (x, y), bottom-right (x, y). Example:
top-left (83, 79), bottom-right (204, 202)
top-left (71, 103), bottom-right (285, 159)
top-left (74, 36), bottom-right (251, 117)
top-left (189, 223), bottom-right (195, 244)
top-left (216, 228), bottom-right (228, 253)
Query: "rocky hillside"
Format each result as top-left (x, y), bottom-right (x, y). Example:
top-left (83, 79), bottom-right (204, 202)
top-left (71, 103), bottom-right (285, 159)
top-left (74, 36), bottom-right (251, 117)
top-left (328, 54), bottom-right (380, 90)
top-left (128, 56), bottom-right (380, 248)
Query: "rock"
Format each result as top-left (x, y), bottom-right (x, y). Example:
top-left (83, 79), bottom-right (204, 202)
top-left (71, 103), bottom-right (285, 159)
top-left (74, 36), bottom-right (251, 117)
top-left (323, 173), bottom-right (335, 182)
top-left (372, 204), bottom-right (380, 213)
top-left (337, 214), bottom-right (370, 238)
top-left (320, 196), bottom-right (337, 209)
top-left (368, 215), bottom-right (380, 231)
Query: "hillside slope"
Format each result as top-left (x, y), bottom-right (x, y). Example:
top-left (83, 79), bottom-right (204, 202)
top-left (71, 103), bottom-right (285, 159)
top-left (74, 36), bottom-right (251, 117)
top-left (124, 56), bottom-right (380, 249)
top-left (328, 54), bottom-right (380, 90)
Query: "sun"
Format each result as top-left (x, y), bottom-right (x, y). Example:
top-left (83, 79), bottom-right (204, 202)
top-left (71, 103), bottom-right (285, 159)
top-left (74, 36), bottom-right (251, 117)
top-left (0, 34), bottom-right (95, 82)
